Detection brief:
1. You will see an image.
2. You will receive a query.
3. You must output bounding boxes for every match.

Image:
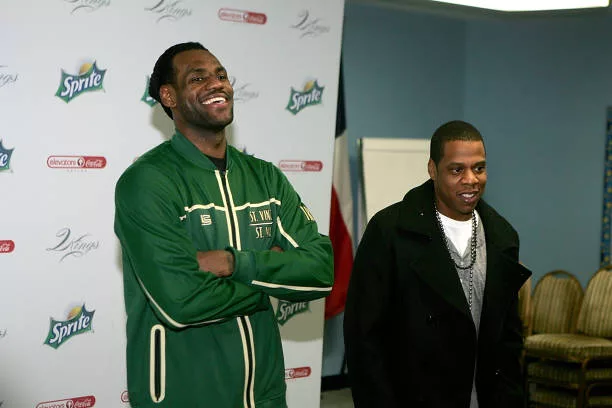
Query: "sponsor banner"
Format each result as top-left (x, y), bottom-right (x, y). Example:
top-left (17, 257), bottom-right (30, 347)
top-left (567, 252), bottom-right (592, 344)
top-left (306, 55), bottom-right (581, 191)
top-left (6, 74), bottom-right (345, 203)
top-left (218, 8), bottom-right (267, 25)
top-left (286, 80), bottom-right (324, 115)
top-left (0, 240), bottom-right (15, 253)
top-left (47, 156), bottom-right (107, 169)
top-left (285, 366), bottom-right (312, 380)
top-left (278, 160), bottom-right (323, 172)
top-left (0, 140), bottom-right (14, 172)
top-left (46, 228), bottom-right (100, 262)
top-left (44, 304), bottom-right (95, 349)
top-left (36, 395), bottom-right (96, 408)
top-left (276, 300), bottom-right (310, 325)
top-left (145, 0), bottom-right (192, 23)
top-left (290, 10), bottom-right (330, 38)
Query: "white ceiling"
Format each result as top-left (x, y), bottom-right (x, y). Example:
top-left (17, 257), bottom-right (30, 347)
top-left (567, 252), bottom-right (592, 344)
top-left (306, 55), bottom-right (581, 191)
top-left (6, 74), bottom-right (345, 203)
top-left (348, 0), bottom-right (612, 19)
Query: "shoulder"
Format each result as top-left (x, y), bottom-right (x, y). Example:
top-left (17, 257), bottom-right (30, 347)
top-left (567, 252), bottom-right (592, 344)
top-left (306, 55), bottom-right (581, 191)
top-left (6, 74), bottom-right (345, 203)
top-left (116, 141), bottom-right (175, 193)
top-left (229, 145), bottom-right (288, 183)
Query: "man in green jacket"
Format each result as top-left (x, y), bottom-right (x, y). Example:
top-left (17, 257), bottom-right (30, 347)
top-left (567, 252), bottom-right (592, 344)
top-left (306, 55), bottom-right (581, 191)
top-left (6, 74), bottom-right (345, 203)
top-left (114, 42), bottom-right (334, 407)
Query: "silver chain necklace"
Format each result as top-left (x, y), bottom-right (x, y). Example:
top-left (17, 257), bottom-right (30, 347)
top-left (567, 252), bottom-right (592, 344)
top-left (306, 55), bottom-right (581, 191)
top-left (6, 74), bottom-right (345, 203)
top-left (434, 204), bottom-right (477, 310)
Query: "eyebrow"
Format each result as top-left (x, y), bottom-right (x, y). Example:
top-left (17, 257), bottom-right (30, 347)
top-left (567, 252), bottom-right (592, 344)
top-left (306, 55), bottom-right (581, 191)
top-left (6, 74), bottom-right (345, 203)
top-left (185, 66), bottom-right (227, 77)
top-left (447, 160), bottom-right (487, 167)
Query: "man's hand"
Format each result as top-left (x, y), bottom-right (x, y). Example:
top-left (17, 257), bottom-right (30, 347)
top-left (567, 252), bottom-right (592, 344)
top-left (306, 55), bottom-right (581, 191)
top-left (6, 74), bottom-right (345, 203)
top-left (270, 245), bottom-right (283, 253)
top-left (197, 250), bottom-right (234, 277)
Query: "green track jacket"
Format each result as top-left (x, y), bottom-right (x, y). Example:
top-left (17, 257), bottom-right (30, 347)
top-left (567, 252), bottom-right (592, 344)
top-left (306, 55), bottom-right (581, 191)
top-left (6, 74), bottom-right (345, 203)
top-left (114, 131), bottom-right (334, 407)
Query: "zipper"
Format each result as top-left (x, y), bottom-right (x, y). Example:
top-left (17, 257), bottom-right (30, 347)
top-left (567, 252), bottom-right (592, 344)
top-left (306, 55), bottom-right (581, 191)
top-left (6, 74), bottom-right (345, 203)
top-left (216, 169), bottom-right (254, 407)
top-left (220, 170), bottom-right (238, 248)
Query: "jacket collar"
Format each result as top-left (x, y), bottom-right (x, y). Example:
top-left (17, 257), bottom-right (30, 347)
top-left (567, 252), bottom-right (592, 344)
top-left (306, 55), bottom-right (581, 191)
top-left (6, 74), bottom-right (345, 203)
top-left (170, 130), bottom-right (235, 171)
top-left (396, 180), bottom-right (530, 324)
top-left (396, 179), bottom-right (515, 251)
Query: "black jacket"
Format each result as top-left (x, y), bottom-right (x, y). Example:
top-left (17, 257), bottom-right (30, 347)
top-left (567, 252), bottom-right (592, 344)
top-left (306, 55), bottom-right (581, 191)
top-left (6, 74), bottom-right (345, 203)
top-left (344, 180), bottom-right (531, 408)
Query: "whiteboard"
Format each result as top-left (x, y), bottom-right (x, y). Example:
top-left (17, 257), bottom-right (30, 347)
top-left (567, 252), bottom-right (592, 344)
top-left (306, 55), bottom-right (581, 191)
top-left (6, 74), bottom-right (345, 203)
top-left (359, 138), bottom-right (430, 222)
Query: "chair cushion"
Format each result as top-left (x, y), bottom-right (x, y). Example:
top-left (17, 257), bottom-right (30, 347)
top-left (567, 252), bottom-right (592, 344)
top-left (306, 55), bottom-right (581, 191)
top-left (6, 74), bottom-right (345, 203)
top-left (530, 385), bottom-right (612, 407)
top-left (528, 361), bottom-right (612, 383)
top-left (525, 334), bottom-right (612, 360)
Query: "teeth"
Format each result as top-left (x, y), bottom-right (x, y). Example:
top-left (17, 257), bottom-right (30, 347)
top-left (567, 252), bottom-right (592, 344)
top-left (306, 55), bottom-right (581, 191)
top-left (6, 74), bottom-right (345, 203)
top-left (203, 96), bottom-right (225, 105)
top-left (461, 193), bottom-right (476, 198)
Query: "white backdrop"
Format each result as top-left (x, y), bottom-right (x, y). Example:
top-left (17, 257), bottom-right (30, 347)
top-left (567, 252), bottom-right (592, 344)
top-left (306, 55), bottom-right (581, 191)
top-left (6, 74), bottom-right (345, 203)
top-left (0, 1), bottom-right (344, 406)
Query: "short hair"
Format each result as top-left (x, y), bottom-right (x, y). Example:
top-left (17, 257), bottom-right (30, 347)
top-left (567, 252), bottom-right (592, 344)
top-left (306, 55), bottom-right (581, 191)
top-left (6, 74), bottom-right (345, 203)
top-left (149, 42), bottom-right (208, 119)
top-left (429, 120), bottom-right (484, 165)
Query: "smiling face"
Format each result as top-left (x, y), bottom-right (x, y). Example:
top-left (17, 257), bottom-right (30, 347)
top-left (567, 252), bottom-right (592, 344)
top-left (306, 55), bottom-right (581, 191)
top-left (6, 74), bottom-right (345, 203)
top-left (428, 140), bottom-right (487, 221)
top-left (160, 49), bottom-right (234, 132)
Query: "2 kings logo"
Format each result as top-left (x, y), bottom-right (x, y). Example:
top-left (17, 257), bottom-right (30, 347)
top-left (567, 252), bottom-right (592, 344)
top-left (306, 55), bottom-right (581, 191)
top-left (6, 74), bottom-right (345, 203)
top-left (62, 0), bottom-right (109, 15)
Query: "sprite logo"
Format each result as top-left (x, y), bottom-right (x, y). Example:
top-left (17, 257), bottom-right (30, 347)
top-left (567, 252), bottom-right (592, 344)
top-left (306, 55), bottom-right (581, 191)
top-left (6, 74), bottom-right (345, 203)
top-left (44, 304), bottom-right (95, 349)
top-left (276, 300), bottom-right (310, 325)
top-left (0, 140), bottom-right (14, 171)
top-left (286, 80), bottom-right (324, 115)
top-left (55, 61), bottom-right (106, 103)
top-left (141, 76), bottom-right (157, 106)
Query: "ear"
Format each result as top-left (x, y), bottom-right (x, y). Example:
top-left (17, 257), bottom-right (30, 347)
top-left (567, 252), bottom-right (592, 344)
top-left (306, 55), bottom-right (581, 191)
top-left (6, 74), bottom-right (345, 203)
top-left (427, 158), bottom-right (436, 181)
top-left (159, 85), bottom-right (177, 110)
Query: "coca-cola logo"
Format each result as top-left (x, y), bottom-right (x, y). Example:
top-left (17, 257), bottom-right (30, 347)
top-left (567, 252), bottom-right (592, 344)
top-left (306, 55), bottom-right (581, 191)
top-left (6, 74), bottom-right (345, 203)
top-left (0, 240), bottom-right (15, 253)
top-left (47, 156), bottom-right (106, 169)
top-left (36, 395), bottom-right (96, 408)
top-left (278, 160), bottom-right (323, 172)
top-left (218, 8), bottom-right (267, 25)
top-left (285, 366), bottom-right (311, 380)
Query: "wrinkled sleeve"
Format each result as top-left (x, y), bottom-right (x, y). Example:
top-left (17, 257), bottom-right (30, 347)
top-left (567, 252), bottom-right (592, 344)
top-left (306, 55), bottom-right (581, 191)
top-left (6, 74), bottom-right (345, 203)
top-left (114, 164), bottom-right (267, 329)
top-left (229, 164), bottom-right (333, 302)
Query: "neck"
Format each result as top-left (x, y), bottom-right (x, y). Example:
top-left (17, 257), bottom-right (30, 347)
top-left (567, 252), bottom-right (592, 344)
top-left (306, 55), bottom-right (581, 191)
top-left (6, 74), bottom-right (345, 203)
top-left (434, 198), bottom-right (472, 221)
top-left (177, 123), bottom-right (227, 159)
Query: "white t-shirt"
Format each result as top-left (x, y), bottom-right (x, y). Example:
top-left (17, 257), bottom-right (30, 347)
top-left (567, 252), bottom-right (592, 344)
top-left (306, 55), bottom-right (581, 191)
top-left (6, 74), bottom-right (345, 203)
top-left (437, 211), bottom-right (479, 256)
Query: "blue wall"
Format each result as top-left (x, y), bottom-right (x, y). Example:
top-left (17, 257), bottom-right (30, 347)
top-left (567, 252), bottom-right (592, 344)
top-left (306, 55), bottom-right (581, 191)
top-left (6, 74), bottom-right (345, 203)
top-left (324, 2), bottom-right (612, 378)
top-left (343, 4), bottom-right (612, 286)
top-left (464, 12), bottom-right (612, 286)
top-left (324, 2), bottom-right (468, 377)
top-left (342, 2), bottom-right (467, 234)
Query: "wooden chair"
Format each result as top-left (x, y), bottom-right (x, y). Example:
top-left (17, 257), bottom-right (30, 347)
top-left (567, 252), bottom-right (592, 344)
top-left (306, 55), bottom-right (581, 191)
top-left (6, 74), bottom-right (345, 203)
top-left (525, 266), bottom-right (612, 407)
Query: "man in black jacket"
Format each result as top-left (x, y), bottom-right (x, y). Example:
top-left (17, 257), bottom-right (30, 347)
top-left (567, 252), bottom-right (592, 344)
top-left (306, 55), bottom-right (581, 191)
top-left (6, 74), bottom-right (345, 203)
top-left (344, 120), bottom-right (531, 408)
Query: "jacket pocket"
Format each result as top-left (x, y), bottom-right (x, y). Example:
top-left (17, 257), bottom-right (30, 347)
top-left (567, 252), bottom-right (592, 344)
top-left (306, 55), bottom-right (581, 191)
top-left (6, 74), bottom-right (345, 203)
top-left (150, 324), bottom-right (166, 403)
